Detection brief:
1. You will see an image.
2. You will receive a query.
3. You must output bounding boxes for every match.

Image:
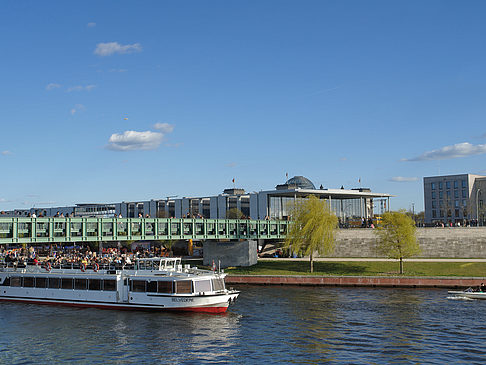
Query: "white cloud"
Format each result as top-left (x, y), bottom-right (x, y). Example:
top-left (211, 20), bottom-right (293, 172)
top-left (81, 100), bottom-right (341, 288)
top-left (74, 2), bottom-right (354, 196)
top-left (87, 22), bottom-right (96, 28)
top-left (46, 83), bottom-right (61, 91)
top-left (153, 123), bottom-right (175, 134)
top-left (403, 142), bottom-right (486, 161)
top-left (1, 150), bottom-right (12, 156)
top-left (109, 68), bottom-right (128, 73)
top-left (389, 176), bottom-right (419, 182)
top-left (107, 130), bottom-right (164, 151)
top-left (67, 84), bottom-right (96, 92)
top-left (94, 42), bottom-right (142, 56)
top-left (70, 104), bottom-right (86, 115)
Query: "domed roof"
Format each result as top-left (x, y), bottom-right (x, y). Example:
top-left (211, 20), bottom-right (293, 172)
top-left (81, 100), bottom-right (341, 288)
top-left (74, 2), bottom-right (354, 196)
top-left (287, 176), bottom-right (316, 190)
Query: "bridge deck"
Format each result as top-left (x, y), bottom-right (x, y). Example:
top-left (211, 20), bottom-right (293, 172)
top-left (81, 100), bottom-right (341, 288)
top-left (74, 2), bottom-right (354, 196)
top-left (0, 217), bottom-right (289, 244)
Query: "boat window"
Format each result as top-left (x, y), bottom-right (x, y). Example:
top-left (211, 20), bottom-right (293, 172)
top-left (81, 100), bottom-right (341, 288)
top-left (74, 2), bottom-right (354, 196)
top-left (131, 280), bottom-right (146, 292)
top-left (11, 277), bottom-right (22, 287)
top-left (175, 280), bottom-right (192, 294)
top-left (35, 277), bottom-right (47, 288)
top-left (23, 277), bottom-right (35, 288)
top-left (1, 277), bottom-right (10, 286)
top-left (211, 278), bottom-right (225, 291)
top-left (146, 281), bottom-right (157, 293)
top-left (138, 261), bottom-right (146, 270)
top-left (48, 277), bottom-right (60, 289)
top-left (61, 278), bottom-right (73, 290)
top-left (89, 279), bottom-right (101, 291)
top-left (103, 280), bottom-right (116, 291)
top-left (194, 280), bottom-right (211, 293)
top-left (75, 278), bottom-right (87, 290)
top-left (158, 281), bottom-right (173, 293)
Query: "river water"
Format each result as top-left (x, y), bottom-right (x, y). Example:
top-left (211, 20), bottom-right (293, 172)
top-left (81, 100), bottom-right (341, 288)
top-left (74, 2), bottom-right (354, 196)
top-left (0, 286), bottom-right (485, 364)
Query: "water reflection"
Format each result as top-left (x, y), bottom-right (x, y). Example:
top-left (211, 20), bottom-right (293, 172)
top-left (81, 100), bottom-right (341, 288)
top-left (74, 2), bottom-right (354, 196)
top-left (2, 287), bottom-right (486, 363)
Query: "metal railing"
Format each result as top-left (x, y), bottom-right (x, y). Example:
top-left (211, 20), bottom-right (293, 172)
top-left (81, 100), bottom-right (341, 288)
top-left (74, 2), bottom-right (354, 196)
top-left (0, 217), bottom-right (289, 244)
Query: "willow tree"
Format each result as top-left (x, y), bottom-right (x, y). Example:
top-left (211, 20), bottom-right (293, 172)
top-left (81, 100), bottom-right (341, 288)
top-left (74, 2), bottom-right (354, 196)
top-left (284, 195), bottom-right (339, 273)
top-left (374, 210), bottom-right (420, 274)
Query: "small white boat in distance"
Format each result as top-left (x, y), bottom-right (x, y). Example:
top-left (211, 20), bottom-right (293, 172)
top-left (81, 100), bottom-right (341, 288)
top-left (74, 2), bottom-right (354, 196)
top-left (448, 289), bottom-right (486, 300)
top-left (0, 257), bottom-right (239, 313)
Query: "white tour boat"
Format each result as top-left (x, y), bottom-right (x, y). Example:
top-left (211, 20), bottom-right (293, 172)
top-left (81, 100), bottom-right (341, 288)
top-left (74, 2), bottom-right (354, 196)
top-left (0, 258), bottom-right (239, 313)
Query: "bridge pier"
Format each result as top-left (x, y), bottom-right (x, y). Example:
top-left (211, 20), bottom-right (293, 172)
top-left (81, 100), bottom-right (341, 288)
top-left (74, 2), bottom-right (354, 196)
top-left (203, 240), bottom-right (257, 268)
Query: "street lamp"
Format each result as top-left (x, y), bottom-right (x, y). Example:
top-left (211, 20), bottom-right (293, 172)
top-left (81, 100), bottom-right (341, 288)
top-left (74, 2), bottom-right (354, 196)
top-left (412, 203), bottom-right (415, 226)
top-left (476, 188), bottom-right (481, 227)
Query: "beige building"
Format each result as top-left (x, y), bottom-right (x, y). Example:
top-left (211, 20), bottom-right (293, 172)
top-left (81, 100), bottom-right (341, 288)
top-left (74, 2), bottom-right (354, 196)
top-left (423, 173), bottom-right (486, 225)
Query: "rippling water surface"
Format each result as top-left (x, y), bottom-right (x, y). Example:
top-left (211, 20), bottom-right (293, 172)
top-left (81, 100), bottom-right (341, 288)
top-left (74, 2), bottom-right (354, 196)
top-left (1, 286), bottom-right (486, 364)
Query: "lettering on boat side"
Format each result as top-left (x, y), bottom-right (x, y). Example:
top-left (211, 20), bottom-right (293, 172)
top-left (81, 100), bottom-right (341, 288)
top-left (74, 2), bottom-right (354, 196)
top-left (172, 298), bottom-right (194, 302)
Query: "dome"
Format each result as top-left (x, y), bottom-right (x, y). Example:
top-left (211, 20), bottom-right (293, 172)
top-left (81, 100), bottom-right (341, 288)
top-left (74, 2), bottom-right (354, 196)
top-left (287, 176), bottom-right (316, 190)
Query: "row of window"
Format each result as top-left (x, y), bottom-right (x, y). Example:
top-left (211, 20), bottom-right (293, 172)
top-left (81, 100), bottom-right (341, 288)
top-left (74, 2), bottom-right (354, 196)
top-left (431, 190), bottom-right (467, 200)
top-left (431, 180), bottom-right (467, 190)
top-left (1, 276), bottom-right (226, 294)
top-left (431, 200), bottom-right (467, 209)
top-left (431, 209), bottom-right (465, 218)
top-left (129, 278), bottom-right (224, 294)
top-left (2, 276), bottom-right (116, 291)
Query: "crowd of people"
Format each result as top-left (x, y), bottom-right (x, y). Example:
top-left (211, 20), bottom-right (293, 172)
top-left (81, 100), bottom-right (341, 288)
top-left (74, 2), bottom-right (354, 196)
top-left (0, 245), bottom-right (165, 270)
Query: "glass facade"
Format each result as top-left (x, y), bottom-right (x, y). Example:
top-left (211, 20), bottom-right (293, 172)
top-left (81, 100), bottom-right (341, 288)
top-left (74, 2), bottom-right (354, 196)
top-left (268, 196), bottom-right (369, 220)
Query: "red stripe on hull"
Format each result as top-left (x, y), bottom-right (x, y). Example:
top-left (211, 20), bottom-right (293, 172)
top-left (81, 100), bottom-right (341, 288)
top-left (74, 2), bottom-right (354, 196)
top-left (0, 297), bottom-right (229, 313)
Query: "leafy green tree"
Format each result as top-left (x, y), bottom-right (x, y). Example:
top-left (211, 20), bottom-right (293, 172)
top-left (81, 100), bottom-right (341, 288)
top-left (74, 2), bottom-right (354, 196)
top-left (226, 208), bottom-right (244, 219)
top-left (284, 195), bottom-right (339, 272)
top-left (374, 210), bottom-right (420, 274)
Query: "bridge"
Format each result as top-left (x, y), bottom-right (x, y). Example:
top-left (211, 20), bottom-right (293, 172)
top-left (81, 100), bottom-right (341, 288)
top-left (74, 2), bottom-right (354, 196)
top-left (0, 217), bottom-right (289, 245)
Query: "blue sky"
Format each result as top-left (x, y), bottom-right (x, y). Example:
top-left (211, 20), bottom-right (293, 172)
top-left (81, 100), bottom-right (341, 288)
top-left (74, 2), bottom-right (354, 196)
top-left (1, 0), bottom-right (486, 212)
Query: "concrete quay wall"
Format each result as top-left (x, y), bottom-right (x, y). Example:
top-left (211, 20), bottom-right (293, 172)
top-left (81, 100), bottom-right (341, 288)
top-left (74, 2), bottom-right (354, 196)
top-left (225, 275), bottom-right (485, 288)
top-left (330, 227), bottom-right (486, 258)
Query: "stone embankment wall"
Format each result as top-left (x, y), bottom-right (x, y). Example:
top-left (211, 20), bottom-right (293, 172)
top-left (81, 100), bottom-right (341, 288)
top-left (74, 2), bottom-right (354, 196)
top-left (204, 240), bottom-right (257, 267)
top-left (330, 227), bottom-right (486, 258)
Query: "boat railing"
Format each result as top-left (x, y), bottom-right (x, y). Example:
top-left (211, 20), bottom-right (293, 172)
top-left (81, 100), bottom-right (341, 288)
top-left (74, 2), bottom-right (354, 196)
top-left (0, 261), bottom-right (136, 273)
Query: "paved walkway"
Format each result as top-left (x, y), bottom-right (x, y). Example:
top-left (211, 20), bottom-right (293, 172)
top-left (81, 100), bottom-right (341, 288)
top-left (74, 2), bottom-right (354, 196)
top-left (259, 257), bottom-right (486, 262)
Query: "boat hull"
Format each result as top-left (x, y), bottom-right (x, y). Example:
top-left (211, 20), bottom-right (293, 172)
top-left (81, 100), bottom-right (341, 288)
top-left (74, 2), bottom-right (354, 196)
top-left (448, 291), bottom-right (486, 300)
top-left (0, 292), bottom-right (238, 313)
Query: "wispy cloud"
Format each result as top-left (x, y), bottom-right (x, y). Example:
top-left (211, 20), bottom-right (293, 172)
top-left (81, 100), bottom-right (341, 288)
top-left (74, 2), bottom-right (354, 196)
top-left (403, 142), bottom-right (486, 161)
top-left (389, 176), bottom-right (419, 182)
top-left (226, 162), bottom-right (237, 168)
top-left (70, 104), bottom-right (85, 115)
top-left (67, 85), bottom-right (96, 92)
top-left (87, 22), bottom-right (96, 28)
top-left (106, 131), bottom-right (164, 151)
top-left (109, 68), bottom-right (128, 73)
top-left (153, 123), bottom-right (174, 134)
top-left (46, 83), bottom-right (61, 91)
top-left (1, 150), bottom-right (12, 156)
top-left (94, 42), bottom-right (142, 56)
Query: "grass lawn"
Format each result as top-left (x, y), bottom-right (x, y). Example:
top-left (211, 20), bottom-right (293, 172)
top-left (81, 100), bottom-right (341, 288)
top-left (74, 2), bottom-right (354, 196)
top-left (225, 260), bottom-right (486, 277)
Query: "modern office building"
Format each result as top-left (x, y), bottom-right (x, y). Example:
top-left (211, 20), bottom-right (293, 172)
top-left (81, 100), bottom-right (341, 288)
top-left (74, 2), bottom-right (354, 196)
top-left (115, 176), bottom-right (392, 223)
top-left (2, 204), bottom-right (116, 218)
top-left (2, 176), bottom-right (392, 223)
top-left (423, 173), bottom-right (486, 225)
